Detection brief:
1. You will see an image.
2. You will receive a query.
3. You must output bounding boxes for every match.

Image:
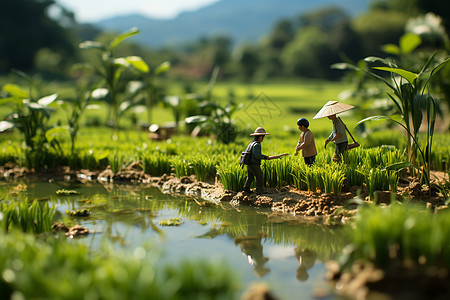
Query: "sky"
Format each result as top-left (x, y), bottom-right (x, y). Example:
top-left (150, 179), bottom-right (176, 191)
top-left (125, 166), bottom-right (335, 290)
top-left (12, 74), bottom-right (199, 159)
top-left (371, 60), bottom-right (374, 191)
top-left (57, 0), bottom-right (221, 23)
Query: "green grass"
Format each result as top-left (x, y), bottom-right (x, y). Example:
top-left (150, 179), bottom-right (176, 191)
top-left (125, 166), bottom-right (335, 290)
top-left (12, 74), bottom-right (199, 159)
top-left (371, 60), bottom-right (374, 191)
top-left (340, 201), bottom-right (450, 270)
top-left (0, 230), bottom-right (239, 300)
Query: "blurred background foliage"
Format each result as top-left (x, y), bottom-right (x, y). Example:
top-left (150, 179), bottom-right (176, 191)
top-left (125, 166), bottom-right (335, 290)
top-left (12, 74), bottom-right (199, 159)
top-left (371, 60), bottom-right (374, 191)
top-left (1, 0), bottom-right (449, 81)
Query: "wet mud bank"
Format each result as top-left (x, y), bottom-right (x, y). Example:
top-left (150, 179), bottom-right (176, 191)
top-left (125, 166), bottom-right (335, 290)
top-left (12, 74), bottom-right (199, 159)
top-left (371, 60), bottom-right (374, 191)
top-left (2, 163), bottom-right (450, 299)
top-left (1, 163), bottom-right (448, 220)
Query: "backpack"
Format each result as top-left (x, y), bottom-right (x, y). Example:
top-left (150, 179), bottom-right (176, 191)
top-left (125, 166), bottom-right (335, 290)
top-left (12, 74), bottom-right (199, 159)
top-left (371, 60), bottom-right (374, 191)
top-left (239, 141), bottom-right (257, 165)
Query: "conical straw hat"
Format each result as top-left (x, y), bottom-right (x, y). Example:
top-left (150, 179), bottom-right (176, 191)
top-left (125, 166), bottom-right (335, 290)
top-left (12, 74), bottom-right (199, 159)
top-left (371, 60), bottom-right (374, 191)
top-left (313, 101), bottom-right (355, 119)
top-left (250, 127), bottom-right (271, 136)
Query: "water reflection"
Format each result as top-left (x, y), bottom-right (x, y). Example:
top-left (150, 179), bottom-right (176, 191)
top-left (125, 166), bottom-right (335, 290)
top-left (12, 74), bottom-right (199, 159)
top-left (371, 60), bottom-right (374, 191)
top-left (235, 232), bottom-right (270, 277)
top-left (1, 180), bottom-right (348, 298)
top-left (295, 247), bottom-right (317, 282)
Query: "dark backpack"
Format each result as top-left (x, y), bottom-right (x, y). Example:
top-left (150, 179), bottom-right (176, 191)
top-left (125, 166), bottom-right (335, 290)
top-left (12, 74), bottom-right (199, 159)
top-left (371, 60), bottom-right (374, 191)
top-left (239, 141), bottom-right (257, 165)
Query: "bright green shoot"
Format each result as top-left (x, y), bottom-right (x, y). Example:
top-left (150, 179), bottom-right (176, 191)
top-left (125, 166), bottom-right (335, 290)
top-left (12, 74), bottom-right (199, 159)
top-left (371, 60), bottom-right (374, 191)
top-left (79, 27), bottom-right (150, 133)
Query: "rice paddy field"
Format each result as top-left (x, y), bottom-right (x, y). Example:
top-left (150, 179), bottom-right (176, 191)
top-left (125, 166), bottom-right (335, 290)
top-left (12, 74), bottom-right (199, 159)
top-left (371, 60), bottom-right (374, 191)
top-left (1, 79), bottom-right (450, 299)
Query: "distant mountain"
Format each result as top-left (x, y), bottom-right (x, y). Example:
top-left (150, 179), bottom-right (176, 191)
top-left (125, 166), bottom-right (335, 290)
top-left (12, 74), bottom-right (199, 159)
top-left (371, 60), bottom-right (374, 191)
top-left (93, 0), bottom-right (372, 48)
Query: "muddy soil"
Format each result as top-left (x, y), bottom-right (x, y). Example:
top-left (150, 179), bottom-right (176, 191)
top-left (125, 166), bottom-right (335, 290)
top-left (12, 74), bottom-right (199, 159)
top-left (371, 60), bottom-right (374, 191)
top-left (1, 162), bottom-right (447, 221)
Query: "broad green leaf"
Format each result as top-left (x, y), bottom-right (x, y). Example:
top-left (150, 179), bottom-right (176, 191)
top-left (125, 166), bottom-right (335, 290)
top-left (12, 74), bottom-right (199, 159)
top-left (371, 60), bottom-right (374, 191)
top-left (37, 94), bottom-right (58, 106)
top-left (155, 61), bottom-right (171, 75)
top-left (2, 83), bottom-right (28, 98)
top-left (185, 115), bottom-right (208, 123)
top-left (0, 97), bottom-right (23, 106)
top-left (124, 56), bottom-right (149, 73)
top-left (430, 57), bottom-right (450, 77)
top-left (330, 63), bottom-right (359, 71)
top-left (91, 88), bottom-right (109, 99)
top-left (356, 115), bottom-right (407, 130)
top-left (164, 96), bottom-right (180, 107)
top-left (382, 44), bottom-right (400, 55)
top-left (0, 121), bottom-right (14, 132)
top-left (399, 33), bottom-right (421, 54)
top-left (109, 27), bottom-right (139, 50)
top-left (374, 67), bottom-right (418, 86)
top-left (79, 40), bottom-right (106, 50)
top-left (45, 126), bottom-right (69, 141)
top-left (113, 58), bottom-right (130, 68)
top-left (364, 56), bottom-right (391, 65)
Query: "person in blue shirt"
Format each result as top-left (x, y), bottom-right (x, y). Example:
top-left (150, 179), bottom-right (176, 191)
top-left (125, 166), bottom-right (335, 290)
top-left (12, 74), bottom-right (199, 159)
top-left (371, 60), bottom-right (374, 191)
top-left (243, 127), bottom-right (288, 195)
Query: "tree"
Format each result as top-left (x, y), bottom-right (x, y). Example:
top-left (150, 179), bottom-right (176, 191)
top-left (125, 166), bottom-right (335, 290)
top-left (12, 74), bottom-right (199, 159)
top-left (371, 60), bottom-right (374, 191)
top-left (0, 0), bottom-right (77, 73)
top-left (265, 19), bottom-right (295, 50)
top-left (237, 45), bottom-right (260, 82)
top-left (281, 27), bottom-right (331, 78)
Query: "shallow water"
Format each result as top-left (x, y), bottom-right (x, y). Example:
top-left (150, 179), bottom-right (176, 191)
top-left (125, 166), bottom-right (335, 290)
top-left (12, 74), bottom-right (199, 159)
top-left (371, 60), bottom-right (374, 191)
top-left (2, 180), bottom-right (349, 300)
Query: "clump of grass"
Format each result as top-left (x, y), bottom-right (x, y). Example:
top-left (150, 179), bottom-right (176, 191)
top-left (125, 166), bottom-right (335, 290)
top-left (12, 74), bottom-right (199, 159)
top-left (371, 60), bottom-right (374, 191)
top-left (364, 168), bottom-right (391, 199)
top-left (141, 152), bottom-right (171, 176)
top-left (217, 162), bottom-right (247, 192)
top-left (189, 155), bottom-right (218, 182)
top-left (171, 157), bottom-right (192, 178)
top-left (159, 217), bottom-right (182, 226)
top-left (340, 201), bottom-right (450, 270)
top-left (108, 151), bottom-right (123, 174)
top-left (343, 164), bottom-right (365, 188)
top-left (320, 166), bottom-right (345, 195)
top-left (56, 189), bottom-right (80, 195)
top-left (0, 230), bottom-right (239, 299)
top-left (301, 164), bottom-right (320, 192)
top-left (0, 200), bottom-right (56, 234)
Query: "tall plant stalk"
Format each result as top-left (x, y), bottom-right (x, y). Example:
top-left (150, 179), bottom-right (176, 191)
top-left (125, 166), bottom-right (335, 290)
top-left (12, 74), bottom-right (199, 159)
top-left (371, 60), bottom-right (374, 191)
top-left (334, 52), bottom-right (450, 185)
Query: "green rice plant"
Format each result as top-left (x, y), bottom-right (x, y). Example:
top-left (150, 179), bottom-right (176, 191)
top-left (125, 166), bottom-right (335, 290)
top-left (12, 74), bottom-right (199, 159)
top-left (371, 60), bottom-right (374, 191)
top-left (171, 157), bottom-right (192, 178)
top-left (337, 51), bottom-right (450, 186)
top-left (274, 155), bottom-right (296, 187)
top-left (79, 149), bottom-right (110, 170)
top-left (301, 164), bottom-right (320, 192)
top-left (189, 155), bottom-right (218, 182)
top-left (340, 201), bottom-right (450, 270)
top-left (0, 200), bottom-right (56, 234)
top-left (217, 162), bottom-right (247, 192)
top-left (320, 167), bottom-right (345, 195)
top-left (0, 230), bottom-right (239, 300)
top-left (141, 152), bottom-right (171, 176)
top-left (261, 160), bottom-right (278, 188)
top-left (291, 163), bottom-right (307, 190)
top-left (388, 171), bottom-right (399, 193)
top-left (364, 168), bottom-right (391, 199)
top-left (343, 164), bottom-right (365, 188)
top-left (108, 151), bottom-right (123, 174)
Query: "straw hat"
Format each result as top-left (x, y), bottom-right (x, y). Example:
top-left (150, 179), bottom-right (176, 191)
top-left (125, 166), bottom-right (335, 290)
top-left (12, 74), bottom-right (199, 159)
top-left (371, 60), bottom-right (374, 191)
top-left (250, 127), bottom-right (271, 136)
top-left (313, 101), bottom-right (355, 119)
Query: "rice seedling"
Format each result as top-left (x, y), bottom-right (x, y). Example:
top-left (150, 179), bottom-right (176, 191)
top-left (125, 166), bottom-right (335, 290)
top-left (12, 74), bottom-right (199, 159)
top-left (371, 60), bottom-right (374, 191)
top-left (0, 230), bottom-right (239, 299)
top-left (340, 201), bottom-right (450, 270)
top-left (108, 151), bottom-right (123, 174)
top-left (301, 164), bottom-right (320, 192)
top-left (261, 160), bottom-right (278, 188)
top-left (0, 200), bottom-right (56, 234)
top-left (364, 168), bottom-right (391, 199)
top-left (141, 152), bottom-right (172, 176)
top-left (216, 162), bottom-right (247, 192)
top-left (189, 155), bottom-right (219, 182)
top-left (320, 167), bottom-right (345, 195)
top-left (171, 157), bottom-right (192, 178)
top-left (291, 163), bottom-right (307, 190)
top-left (343, 164), bottom-right (365, 187)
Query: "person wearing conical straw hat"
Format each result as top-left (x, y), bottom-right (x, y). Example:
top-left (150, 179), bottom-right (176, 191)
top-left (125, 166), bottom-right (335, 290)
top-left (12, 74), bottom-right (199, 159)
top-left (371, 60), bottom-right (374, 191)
top-left (243, 127), bottom-right (288, 195)
top-left (313, 101), bottom-right (355, 162)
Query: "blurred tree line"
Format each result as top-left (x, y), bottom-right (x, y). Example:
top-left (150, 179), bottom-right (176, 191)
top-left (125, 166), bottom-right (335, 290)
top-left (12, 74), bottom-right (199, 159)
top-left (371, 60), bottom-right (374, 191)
top-left (0, 0), bottom-right (449, 82)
